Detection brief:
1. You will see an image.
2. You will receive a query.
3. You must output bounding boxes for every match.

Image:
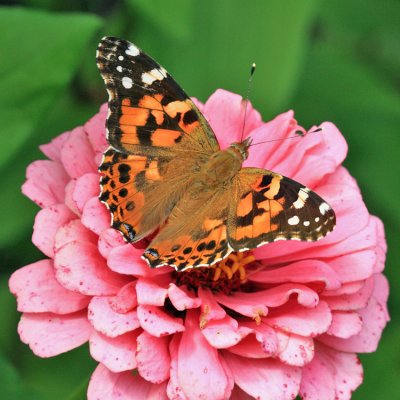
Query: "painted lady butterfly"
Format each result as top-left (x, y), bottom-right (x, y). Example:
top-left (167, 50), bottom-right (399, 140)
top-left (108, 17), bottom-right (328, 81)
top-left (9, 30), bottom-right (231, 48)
top-left (96, 37), bottom-right (336, 271)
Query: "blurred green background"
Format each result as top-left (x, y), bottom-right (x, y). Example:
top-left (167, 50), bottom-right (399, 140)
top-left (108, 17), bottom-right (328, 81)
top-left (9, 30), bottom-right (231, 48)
top-left (0, 0), bottom-right (398, 399)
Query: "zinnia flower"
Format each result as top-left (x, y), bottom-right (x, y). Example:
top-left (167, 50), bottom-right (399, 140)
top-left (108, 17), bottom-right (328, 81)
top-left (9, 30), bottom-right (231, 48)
top-left (9, 89), bottom-right (389, 400)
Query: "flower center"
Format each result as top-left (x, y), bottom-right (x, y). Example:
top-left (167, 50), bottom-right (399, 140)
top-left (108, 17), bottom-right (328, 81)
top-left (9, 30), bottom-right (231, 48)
top-left (174, 252), bottom-right (255, 294)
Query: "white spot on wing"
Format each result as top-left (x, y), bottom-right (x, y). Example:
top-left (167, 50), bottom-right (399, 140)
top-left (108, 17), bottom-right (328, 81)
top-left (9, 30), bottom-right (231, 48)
top-left (141, 68), bottom-right (165, 85)
top-left (122, 76), bottom-right (133, 89)
top-left (118, 55), bottom-right (124, 61)
top-left (304, 221), bottom-right (310, 226)
top-left (293, 188), bottom-right (309, 209)
top-left (116, 66), bottom-right (123, 72)
top-left (319, 202), bottom-right (330, 215)
top-left (288, 216), bottom-right (300, 225)
top-left (125, 43), bottom-right (140, 57)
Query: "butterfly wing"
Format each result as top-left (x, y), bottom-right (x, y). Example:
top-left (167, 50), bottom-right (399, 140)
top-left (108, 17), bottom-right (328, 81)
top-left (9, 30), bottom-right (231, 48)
top-left (96, 36), bottom-right (219, 155)
top-left (143, 190), bottom-right (232, 271)
top-left (228, 168), bottom-right (336, 250)
top-left (96, 37), bottom-right (220, 242)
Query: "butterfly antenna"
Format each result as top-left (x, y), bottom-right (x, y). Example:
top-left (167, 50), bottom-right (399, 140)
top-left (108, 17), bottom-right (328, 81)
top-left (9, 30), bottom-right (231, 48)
top-left (240, 63), bottom-right (256, 142)
top-left (249, 127), bottom-right (323, 147)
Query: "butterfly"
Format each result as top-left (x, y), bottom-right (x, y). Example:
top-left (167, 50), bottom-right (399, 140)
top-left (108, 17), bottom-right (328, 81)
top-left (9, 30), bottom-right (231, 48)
top-left (96, 37), bottom-right (336, 272)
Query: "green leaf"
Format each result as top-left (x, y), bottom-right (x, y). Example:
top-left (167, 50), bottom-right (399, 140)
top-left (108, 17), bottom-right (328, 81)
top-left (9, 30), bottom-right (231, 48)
top-left (0, 7), bottom-right (101, 169)
top-left (0, 8), bottom-right (102, 249)
top-left (125, 0), bottom-right (319, 118)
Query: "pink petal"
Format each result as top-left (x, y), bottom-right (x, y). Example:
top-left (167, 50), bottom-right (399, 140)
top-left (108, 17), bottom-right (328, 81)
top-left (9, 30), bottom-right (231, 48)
top-left (137, 305), bottom-right (184, 337)
top-left (167, 335), bottom-right (189, 400)
top-left (286, 122), bottom-right (347, 188)
top-left (300, 346), bottom-right (363, 400)
top-left (136, 277), bottom-right (168, 306)
top-left (136, 331), bottom-right (171, 383)
top-left (198, 287), bottom-right (226, 328)
top-left (60, 126), bottom-right (97, 178)
top-left (64, 179), bottom-right (80, 215)
top-left (214, 291), bottom-right (268, 321)
top-left (230, 385), bottom-right (254, 400)
top-left (72, 173), bottom-right (100, 213)
top-left (177, 310), bottom-right (232, 400)
top-left (98, 228), bottom-right (125, 260)
top-left (39, 131), bottom-right (70, 162)
top-left (244, 110), bottom-right (297, 168)
top-left (81, 196), bottom-right (111, 235)
top-left (266, 300), bottom-right (332, 337)
top-left (108, 281), bottom-right (138, 313)
top-left (9, 259), bottom-right (89, 314)
top-left (22, 160), bottom-right (69, 208)
top-left (276, 330), bottom-right (314, 367)
top-left (224, 351), bottom-right (301, 400)
top-left (323, 277), bottom-right (374, 311)
top-left (88, 296), bottom-right (140, 338)
top-left (108, 244), bottom-right (171, 278)
top-left (89, 331), bottom-right (138, 372)
top-left (18, 311), bottom-right (92, 357)
top-left (168, 284), bottom-right (202, 311)
top-left (326, 311), bottom-right (362, 339)
top-left (202, 315), bottom-right (252, 348)
top-left (85, 104), bottom-right (108, 156)
top-left (250, 260), bottom-right (341, 291)
top-left (88, 363), bottom-right (168, 400)
top-left (54, 219), bottom-right (97, 251)
top-left (299, 349), bottom-right (336, 400)
top-left (32, 204), bottom-right (75, 257)
top-left (54, 241), bottom-right (128, 296)
top-left (228, 335), bottom-right (273, 359)
top-left (319, 275), bottom-right (389, 352)
top-left (203, 89), bottom-right (262, 149)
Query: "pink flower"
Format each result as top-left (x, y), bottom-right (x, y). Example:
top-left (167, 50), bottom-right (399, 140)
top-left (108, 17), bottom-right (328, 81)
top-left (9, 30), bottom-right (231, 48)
top-left (10, 90), bottom-right (389, 400)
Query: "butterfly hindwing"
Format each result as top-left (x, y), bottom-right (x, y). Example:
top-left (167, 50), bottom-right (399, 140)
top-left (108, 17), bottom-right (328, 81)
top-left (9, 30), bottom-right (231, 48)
top-left (228, 168), bottom-right (336, 250)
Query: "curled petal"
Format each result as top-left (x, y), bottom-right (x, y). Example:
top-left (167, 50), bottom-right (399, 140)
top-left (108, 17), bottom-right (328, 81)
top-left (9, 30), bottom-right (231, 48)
top-left (88, 296), bottom-right (140, 338)
top-left (54, 241), bottom-right (128, 296)
top-left (266, 301), bottom-right (332, 337)
top-left (276, 331), bottom-right (314, 367)
top-left (137, 305), bottom-right (184, 337)
top-left (168, 284), bottom-right (202, 311)
top-left (39, 131), bottom-right (70, 162)
top-left (136, 278), bottom-right (168, 306)
top-left (54, 219), bottom-right (97, 251)
top-left (202, 315), bottom-right (252, 349)
top-left (60, 126), bottom-right (97, 178)
top-left (136, 332), bottom-right (171, 383)
top-left (81, 197), bottom-right (111, 235)
top-left (9, 259), bottom-right (89, 314)
top-left (198, 287), bottom-right (226, 327)
top-left (98, 228), bottom-right (125, 260)
top-left (224, 351), bottom-right (301, 400)
top-left (250, 260), bottom-right (341, 291)
top-left (177, 310), bottom-right (232, 400)
top-left (89, 331), bottom-right (138, 372)
top-left (32, 204), bottom-right (75, 257)
top-left (22, 160), bottom-right (69, 208)
top-left (72, 173), bottom-right (100, 214)
top-left (326, 311), bottom-right (362, 339)
top-left (88, 363), bottom-right (168, 400)
top-left (18, 311), bottom-right (92, 357)
top-left (108, 281), bottom-right (138, 313)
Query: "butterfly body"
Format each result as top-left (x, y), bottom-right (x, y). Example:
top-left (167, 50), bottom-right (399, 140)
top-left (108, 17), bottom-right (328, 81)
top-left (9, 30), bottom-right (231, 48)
top-left (97, 37), bottom-right (336, 271)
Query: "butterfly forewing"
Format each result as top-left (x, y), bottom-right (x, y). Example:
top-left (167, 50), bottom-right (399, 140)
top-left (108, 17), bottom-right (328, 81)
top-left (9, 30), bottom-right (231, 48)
top-left (96, 37), bottom-right (219, 242)
top-left (228, 168), bottom-right (336, 250)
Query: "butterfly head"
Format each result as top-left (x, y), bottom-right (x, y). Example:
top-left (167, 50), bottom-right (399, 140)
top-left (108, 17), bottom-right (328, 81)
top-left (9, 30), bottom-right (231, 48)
top-left (230, 136), bottom-right (253, 161)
